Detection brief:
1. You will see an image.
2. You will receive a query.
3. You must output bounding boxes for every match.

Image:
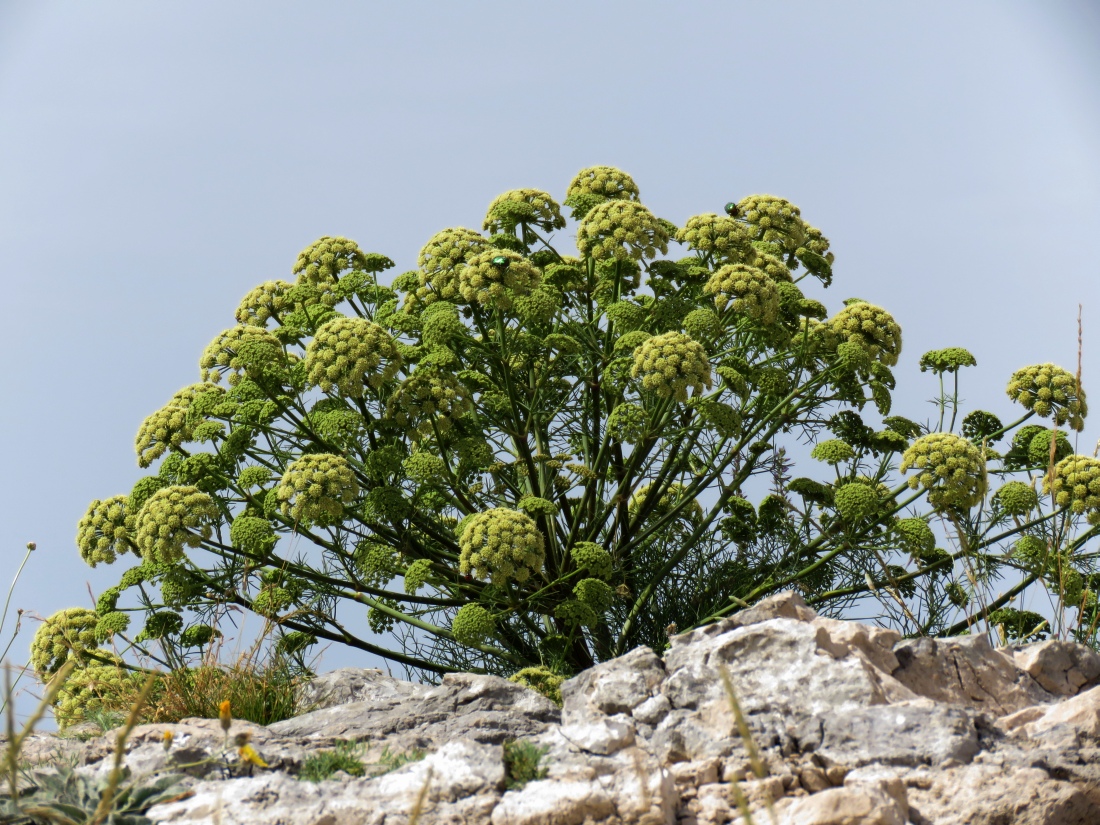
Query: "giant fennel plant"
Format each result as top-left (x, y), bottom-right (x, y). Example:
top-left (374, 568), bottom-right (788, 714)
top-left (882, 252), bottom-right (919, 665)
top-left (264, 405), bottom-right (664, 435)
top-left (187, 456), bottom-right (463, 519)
top-left (39, 166), bottom-right (1100, 722)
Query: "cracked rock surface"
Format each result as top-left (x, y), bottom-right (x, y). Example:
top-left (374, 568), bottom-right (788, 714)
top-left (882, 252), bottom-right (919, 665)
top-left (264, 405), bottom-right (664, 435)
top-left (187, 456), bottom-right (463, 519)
top-left (13, 592), bottom-right (1100, 824)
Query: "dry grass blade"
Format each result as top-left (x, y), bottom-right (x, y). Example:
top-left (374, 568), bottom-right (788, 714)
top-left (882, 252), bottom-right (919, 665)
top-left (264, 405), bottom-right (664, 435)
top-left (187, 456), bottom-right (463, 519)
top-left (90, 671), bottom-right (158, 825)
top-left (408, 766), bottom-right (433, 825)
top-left (719, 665), bottom-right (777, 825)
top-left (5, 660), bottom-right (75, 804)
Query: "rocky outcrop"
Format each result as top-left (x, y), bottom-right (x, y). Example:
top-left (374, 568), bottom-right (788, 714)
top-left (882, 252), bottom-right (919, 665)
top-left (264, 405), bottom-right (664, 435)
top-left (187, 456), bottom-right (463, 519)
top-left (18, 592), bottom-right (1100, 824)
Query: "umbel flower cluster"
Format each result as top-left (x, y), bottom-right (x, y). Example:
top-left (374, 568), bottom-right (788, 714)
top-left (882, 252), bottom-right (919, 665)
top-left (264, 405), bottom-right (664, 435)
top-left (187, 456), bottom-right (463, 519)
top-left (45, 165), bottom-right (1100, 727)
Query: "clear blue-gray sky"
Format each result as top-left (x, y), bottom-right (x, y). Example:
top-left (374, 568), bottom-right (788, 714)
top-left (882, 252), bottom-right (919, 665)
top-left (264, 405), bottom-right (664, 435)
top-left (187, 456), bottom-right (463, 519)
top-left (1, 1), bottom-right (1099, 720)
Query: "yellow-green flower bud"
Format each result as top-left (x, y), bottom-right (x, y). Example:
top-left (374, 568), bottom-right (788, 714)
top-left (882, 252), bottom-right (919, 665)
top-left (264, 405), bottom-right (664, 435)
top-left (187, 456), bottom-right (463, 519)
top-left (413, 227), bottom-right (489, 307)
top-left (456, 248), bottom-right (541, 310)
top-left (229, 514), bottom-right (277, 555)
top-left (682, 308), bottom-right (724, 340)
top-left (993, 481), bottom-right (1039, 516)
top-left (76, 495), bottom-right (132, 567)
top-left (1026, 429), bottom-right (1072, 467)
top-left (1006, 363), bottom-right (1087, 431)
top-left (200, 325), bottom-right (285, 386)
top-left (900, 433), bottom-right (987, 509)
top-left (517, 496), bottom-right (559, 517)
top-left (744, 246), bottom-right (793, 282)
top-left (54, 662), bottom-right (136, 730)
top-left (135, 383), bottom-right (225, 468)
top-left (554, 599), bottom-right (598, 628)
top-left (675, 213), bottom-right (751, 262)
top-left (570, 542), bottom-right (613, 580)
top-left (508, 666), bottom-right (564, 706)
top-left (292, 236), bottom-right (368, 285)
top-left (404, 558), bottom-right (433, 595)
top-left (566, 166), bottom-right (640, 202)
top-left (919, 348), bottom-right (977, 375)
top-left (631, 331), bottom-right (712, 401)
top-left (133, 485), bottom-right (219, 564)
top-left (459, 508), bottom-right (545, 586)
top-left (1044, 454), bottom-right (1100, 523)
top-left (629, 482), bottom-right (703, 525)
top-left (576, 200), bottom-right (669, 262)
top-left (276, 453), bottom-right (359, 523)
top-left (894, 518), bottom-right (936, 559)
top-left (451, 603), bottom-right (495, 645)
top-left (737, 195), bottom-right (811, 255)
top-left (237, 466), bottom-right (272, 489)
top-left (573, 578), bottom-right (614, 613)
top-left (483, 189), bottom-right (566, 235)
top-left (421, 302), bottom-right (466, 347)
top-left (304, 317), bottom-right (401, 397)
top-left (387, 368), bottom-right (472, 438)
top-left (703, 264), bottom-right (780, 324)
top-left (811, 439), bottom-right (855, 465)
top-left (236, 280), bottom-right (293, 326)
top-left (822, 302), bottom-right (902, 367)
top-left (833, 483), bottom-right (879, 522)
top-left (30, 608), bottom-right (99, 679)
top-left (94, 611), bottom-right (130, 642)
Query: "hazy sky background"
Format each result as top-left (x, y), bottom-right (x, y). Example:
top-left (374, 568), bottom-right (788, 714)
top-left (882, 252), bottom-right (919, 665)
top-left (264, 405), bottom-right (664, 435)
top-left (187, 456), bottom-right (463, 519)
top-left (2, 1), bottom-right (1099, 723)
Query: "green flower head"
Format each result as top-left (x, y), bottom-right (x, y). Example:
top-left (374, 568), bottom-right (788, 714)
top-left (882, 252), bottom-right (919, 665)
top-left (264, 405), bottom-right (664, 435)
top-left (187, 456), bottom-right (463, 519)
top-left (1044, 454), bottom-right (1100, 523)
top-left (413, 227), bottom-right (490, 307)
top-left (276, 453), bottom-right (360, 523)
top-left (894, 518), bottom-right (936, 559)
top-left (30, 607), bottom-right (99, 679)
top-left (292, 236), bottom-right (369, 285)
top-left (570, 542), bottom-right (613, 580)
top-left (1026, 428), bottom-right (1072, 468)
top-left (229, 514), bottom-right (277, 555)
top-left (564, 165), bottom-right (640, 213)
top-left (573, 578), bottom-right (614, 614)
top-left (304, 317), bottom-right (402, 397)
top-left (676, 213), bottom-right (751, 262)
top-left (135, 383), bottom-right (225, 468)
top-left (133, 485), bottom-right (220, 565)
top-left (483, 189), bottom-right (566, 235)
top-left (703, 264), bottom-right (780, 325)
top-left (76, 495), bottom-right (132, 567)
top-left (1006, 363), bottom-right (1087, 431)
top-left (811, 439), bottom-right (855, 465)
top-left (900, 433), bottom-right (987, 510)
top-left (919, 348), bottom-right (977, 375)
top-left (833, 482), bottom-right (879, 522)
top-left (94, 611), bottom-right (130, 643)
top-left (631, 331), bottom-right (712, 401)
top-left (822, 302), bottom-right (902, 367)
top-left (455, 248), bottom-right (541, 311)
top-left (199, 325), bottom-right (285, 386)
top-left (403, 558), bottom-right (433, 595)
top-left (451, 603), bottom-right (495, 645)
top-left (54, 662), bottom-right (135, 730)
top-left (744, 245), bottom-right (793, 283)
top-left (576, 200), bottom-right (669, 262)
top-left (629, 482), bottom-right (703, 525)
top-left (235, 280), bottom-right (293, 327)
top-left (387, 367), bottom-right (472, 439)
top-left (993, 481), bottom-right (1039, 517)
top-left (459, 508), bottom-right (545, 586)
top-left (737, 195), bottom-right (814, 255)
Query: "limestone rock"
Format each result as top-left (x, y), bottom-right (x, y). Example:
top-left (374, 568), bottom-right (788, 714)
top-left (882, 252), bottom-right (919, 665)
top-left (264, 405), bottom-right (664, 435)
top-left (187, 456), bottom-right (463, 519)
top-left (16, 591), bottom-right (1100, 824)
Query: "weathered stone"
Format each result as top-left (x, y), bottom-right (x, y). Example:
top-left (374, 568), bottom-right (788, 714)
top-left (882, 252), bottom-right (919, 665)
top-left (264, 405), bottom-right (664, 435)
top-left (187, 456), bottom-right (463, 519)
top-left (13, 591), bottom-right (1100, 824)
top-left (772, 782), bottom-right (906, 825)
top-left (1011, 640), bottom-right (1100, 697)
top-left (892, 634), bottom-right (1055, 715)
top-left (269, 672), bottom-right (559, 752)
top-left (795, 700), bottom-right (979, 767)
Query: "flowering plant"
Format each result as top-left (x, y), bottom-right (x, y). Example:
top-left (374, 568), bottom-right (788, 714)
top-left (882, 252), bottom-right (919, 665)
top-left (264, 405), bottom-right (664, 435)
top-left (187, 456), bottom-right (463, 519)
top-left (46, 167), bottom-right (1098, 709)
